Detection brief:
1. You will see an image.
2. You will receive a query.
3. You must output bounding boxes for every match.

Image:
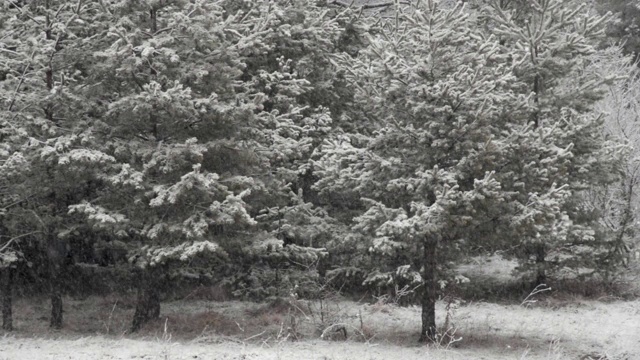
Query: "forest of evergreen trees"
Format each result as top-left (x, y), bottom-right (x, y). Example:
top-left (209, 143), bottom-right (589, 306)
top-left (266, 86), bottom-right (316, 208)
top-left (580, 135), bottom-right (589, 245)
top-left (0, 0), bottom-right (638, 342)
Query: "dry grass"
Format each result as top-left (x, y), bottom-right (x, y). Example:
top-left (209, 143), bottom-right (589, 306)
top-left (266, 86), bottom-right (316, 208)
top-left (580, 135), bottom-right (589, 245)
top-left (4, 293), bottom-right (638, 359)
top-left (2, 255), bottom-right (638, 359)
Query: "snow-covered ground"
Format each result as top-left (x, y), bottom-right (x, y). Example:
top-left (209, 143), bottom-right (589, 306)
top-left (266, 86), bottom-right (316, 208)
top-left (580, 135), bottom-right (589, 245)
top-left (0, 336), bottom-right (503, 360)
top-left (2, 254), bottom-right (638, 359)
top-left (0, 296), bottom-right (638, 360)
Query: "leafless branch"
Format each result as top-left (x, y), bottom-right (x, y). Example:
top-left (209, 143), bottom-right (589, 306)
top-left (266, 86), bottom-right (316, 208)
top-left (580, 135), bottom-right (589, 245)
top-left (329, 0), bottom-right (407, 10)
top-left (6, 0), bottom-right (42, 25)
top-left (8, 49), bottom-right (36, 112)
top-left (0, 231), bottom-right (43, 253)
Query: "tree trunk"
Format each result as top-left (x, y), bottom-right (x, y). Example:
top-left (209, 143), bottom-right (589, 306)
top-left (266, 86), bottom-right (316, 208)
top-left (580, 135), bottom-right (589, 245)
top-left (130, 269), bottom-right (162, 333)
top-left (1, 268), bottom-right (13, 331)
top-left (535, 244), bottom-right (546, 286)
top-left (49, 262), bottom-right (63, 329)
top-left (46, 230), bottom-right (66, 330)
top-left (50, 292), bottom-right (63, 329)
top-left (419, 237), bottom-right (438, 342)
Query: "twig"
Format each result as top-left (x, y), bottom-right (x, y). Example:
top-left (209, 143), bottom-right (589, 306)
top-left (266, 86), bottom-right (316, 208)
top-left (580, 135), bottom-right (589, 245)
top-left (8, 50), bottom-right (36, 112)
top-left (0, 231), bottom-right (43, 253)
top-left (330, 0), bottom-right (408, 10)
top-left (102, 300), bottom-right (118, 334)
top-left (321, 322), bottom-right (348, 340)
top-left (0, 48), bottom-right (20, 56)
top-left (244, 330), bottom-right (266, 342)
top-left (6, 0), bottom-right (42, 24)
top-left (521, 283), bottom-right (552, 307)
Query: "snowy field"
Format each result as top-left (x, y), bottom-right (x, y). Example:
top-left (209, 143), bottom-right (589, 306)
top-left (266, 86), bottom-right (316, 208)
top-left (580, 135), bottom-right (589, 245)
top-left (0, 295), bottom-right (638, 360)
top-left (2, 255), bottom-right (639, 360)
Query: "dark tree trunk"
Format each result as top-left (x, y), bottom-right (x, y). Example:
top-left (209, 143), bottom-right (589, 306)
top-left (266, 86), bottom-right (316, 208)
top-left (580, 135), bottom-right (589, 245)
top-left (1, 268), bottom-right (14, 331)
top-left (47, 230), bottom-right (66, 330)
top-left (535, 244), bottom-right (546, 286)
top-left (130, 269), bottom-right (162, 333)
top-left (419, 237), bottom-right (438, 342)
top-left (49, 263), bottom-right (63, 329)
top-left (50, 293), bottom-right (63, 329)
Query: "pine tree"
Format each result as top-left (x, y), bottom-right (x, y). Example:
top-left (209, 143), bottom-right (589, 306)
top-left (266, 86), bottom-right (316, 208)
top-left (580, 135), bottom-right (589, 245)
top-left (0, 0), bottom-right (111, 329)
top-left (595, 0), bottom-right (640, 62)
top-left (315, 0), bottom-right (623, 341)
top-left (484, 0), bottom-right (626, 284)
top-left (317, 1), bottom-right (524, 341)
top-left (57, 0), bottom-right (352, 331)
top-left (588, 46), bottom-right (640, 277)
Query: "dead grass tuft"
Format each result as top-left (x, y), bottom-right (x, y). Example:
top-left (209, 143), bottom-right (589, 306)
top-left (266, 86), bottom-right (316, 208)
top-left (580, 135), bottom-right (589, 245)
top-left (174, 284), bottom-right (232, 302)
top-left (137, 311), bottom-right (239, 339)
top-left (94, 293), bottom-right (137, 309)
top-left (251, 312), bottom-right (285, 327)
top-left (367, 298), bottom-right (394, 314)
top-left (550, 277), bottom-right (638, 301)
top-left (245, 297), bottom-right (303, 317)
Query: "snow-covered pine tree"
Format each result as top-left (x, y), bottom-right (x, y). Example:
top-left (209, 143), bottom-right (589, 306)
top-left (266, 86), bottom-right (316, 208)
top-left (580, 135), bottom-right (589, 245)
top-left (62, 0), bottom-right (353, 331)
top-left (483, 0), bottom-right (627, 285)
top-left (316, 1), bottom-right (528, 341)
top-left (0, 0), bottom-right (112, 328)
top-left (595, 0), bottom-right (640, 63)
top-left (588, 46), bottom-right (640, 277)
top-left (314, 0), bottom-right (624, 341)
